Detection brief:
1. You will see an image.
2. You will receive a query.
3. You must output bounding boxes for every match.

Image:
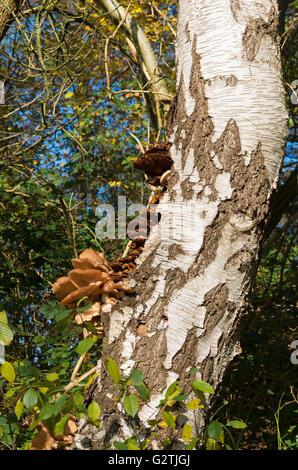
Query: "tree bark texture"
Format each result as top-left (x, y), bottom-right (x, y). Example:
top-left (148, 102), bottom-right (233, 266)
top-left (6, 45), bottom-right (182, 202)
top-left (75, 0), bottom-right (288, 450)
top-left (0, 0), bottom-right (20, 42)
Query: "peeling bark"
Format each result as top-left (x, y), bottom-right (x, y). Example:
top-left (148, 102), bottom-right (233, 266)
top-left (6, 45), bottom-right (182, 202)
top-left (75, 0), bottom-right (288, 450)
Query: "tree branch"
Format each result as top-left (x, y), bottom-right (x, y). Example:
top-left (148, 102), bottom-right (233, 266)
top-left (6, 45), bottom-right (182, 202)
top-left (94, 0), bottom-right (170, 105)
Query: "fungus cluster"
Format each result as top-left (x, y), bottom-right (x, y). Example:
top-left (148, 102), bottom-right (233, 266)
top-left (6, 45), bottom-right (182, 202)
top-left (52, 143), bottom-right (172, 336)
top-left (30, 417), bottom-right (78, 450)
top-left (52, 249), bottom-right (134, 335)
top-left (133, 142), bottom-right (173, 187)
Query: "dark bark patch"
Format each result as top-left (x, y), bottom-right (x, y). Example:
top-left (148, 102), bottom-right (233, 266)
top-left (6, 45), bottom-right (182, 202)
top-left (133, 248), bottom-right (161, 304)
top-left (144, 297), bottom-right (166, 329)
top-left (243, 6), bottom-right (279, 61)
top-left (169, 36), bottom-right (214, 178)
top-left (189, 208), bottom-right (228, 277)
top-left (200, 355), bottom-right (215, 385)
top-left (132, 330), bottom-right (168, 395)
top-left (168, 243), bottom-right (186, 259)
top-left (167, 170), bottom-right (179, 201)
top-left (203, 284), bottom-right (229, 332)
top-left (172, 327), bottom-right (199, 393)
top-left (213, 119), bottom-right (242, 170)
top-left (205, 75), bottom-right (238, 87)
top-left (230, 0), bottom-right (241, 22)
top-left (185, 22), bottom-right (191, 42)
top-left (164, 267), bottom-right (187, 300)
top-left (181, 177), bottom-right (194, 201)
top-left (224, 247), bottom-right (255, 273)
top-left (226, 74), bottom-right (238, 86)
top-left (230, 142), bottom-right (270, 223)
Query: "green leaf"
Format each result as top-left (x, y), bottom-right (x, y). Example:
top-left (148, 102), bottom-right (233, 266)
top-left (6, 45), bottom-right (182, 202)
top-left (54, 414), bottom-right (70, 437)
top-left (192, 380), bottom-right (214, 395)
top-left (114, 441), bottom-right (128, 450)
top-left (206, 438), bottom-right (220, 450)
top-left (107, 357), bottom-right (120, 384)
top-left (76, 337), bottom-right (95, 356)
top-left (123, 394), bottom-right (139, 418)
top-left (186, 436), bottom-right (198, 450)
top-left (162, 410), bottom-right (176, 429)
top-left (173, 394), bottom-right (188, 402)
top-left (82, 321), bottom-right (98, 335)
top-left (73, 392), bottom-right (85, 411)
top-left (131, 369), bottom-right (144, 386)
top-left (163, 438), bottom-right (172, 448)
top-left (53, 394), bottom-right (68, 415)
top-left (15, 398), bottom-right (24, 420)
top-left (207, 421), bottom-right (223, 440)
top-left (46, 372), bottom-right (59, 382)
top-left (0, 311), bottom-right (8, 324)
top-left (23, 389), bottom-right (38, 409)
top-left (88, 401), bottom-right (101, 423)
top-left (226, 420), bottom-right (247, 429)
top-left (182, 424), bottom-right (192, 442)
top-left (127, 443), bottom-right (141, 450)
top-left (0, 322), bottom-right (13, 346)
top-left (165, 380), bottom-right (179, 398)
top-left (148, 419), bottom-right (157, 426)
top-left (134, 383), bottom-right (150, 401)
top-left (5, 388), bottom-right (16, 398)
top-left (1, 361), bottom-right (15, 384)
top-left (39, 405), bottom-right (55, 420)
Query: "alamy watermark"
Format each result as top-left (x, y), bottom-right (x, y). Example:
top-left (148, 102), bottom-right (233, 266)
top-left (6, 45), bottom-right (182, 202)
top-left (95, 196), bottom-right (210, 242)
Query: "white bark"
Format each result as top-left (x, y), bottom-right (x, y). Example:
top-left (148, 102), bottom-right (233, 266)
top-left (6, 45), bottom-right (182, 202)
top-left (76, 0), bottom-right (288, 450)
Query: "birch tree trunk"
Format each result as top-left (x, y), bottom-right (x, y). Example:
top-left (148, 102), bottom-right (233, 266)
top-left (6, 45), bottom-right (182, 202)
top-left (75, 0), bottom-right (288, 450)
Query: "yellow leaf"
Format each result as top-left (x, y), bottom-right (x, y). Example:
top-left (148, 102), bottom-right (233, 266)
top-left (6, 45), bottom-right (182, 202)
top-left (1, 361), bottom-right (15, 384)
top-left (0, 311), bottom-right (8, 324)
top-left (186, 398), bottom-right (204, 410)
top-left (158, 420), bottom-right (168, 428)
top-left (127, 443), bottom-right (141, 450)
top-left (84, 372), bottom-right (98, 390)
top-left (206, 438), bottom-right (220, 450)
top-left (15, 398), bottom-right (24, 420)
top-left (65, 92), bottom-right (74, 99)
top-left (182, 424), bottom-right (192, 442)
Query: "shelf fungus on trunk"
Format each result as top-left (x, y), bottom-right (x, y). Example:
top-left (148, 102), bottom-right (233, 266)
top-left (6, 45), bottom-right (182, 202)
top-left (52, 146), bottom-right (172, 337)
top-left (52, 249), bottom-right (135, 336)
top-left (133, 142), bottom-right (173, 187)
